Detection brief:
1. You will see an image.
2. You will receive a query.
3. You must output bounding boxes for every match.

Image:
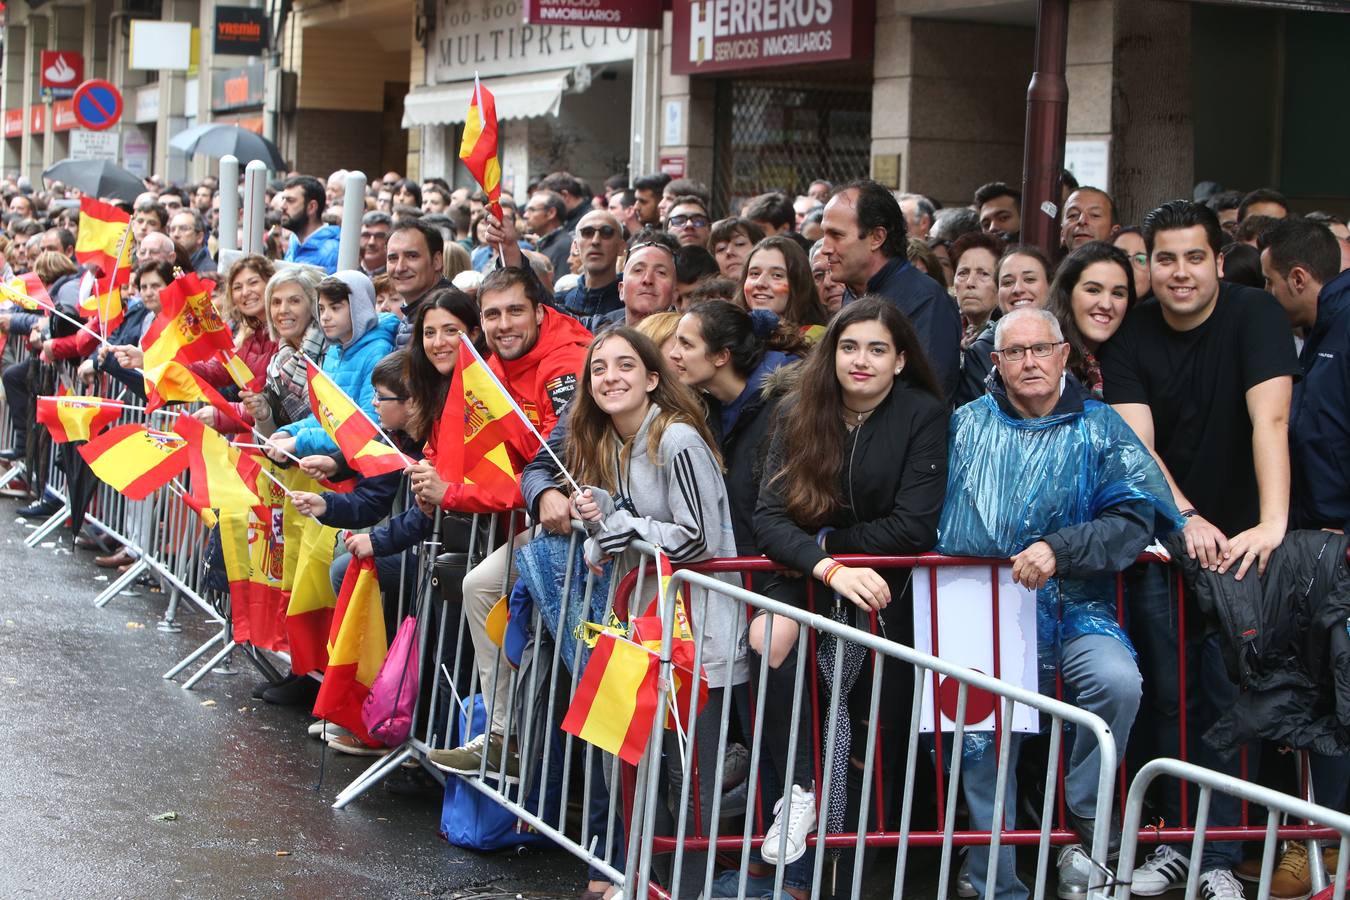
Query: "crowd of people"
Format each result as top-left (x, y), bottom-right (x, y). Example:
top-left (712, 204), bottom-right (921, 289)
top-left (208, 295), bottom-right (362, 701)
top-left (0, 162), bottom-right (1347, 900)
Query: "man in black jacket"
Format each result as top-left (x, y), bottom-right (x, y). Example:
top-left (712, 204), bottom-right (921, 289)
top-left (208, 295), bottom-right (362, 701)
top-left (820, 180), bottom-right (961, 398)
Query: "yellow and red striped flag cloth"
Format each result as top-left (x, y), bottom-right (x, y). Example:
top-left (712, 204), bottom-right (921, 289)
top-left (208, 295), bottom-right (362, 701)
top-left (76, 270), bottom-right (126, 332)
top-left (305, 358), bottom-right (409, 478)
top-left (430, 335), bottom-right (531, 512)
top-left (218, 456), bottom-right (289, 652)
top-left (632, 552), bottom-right (708, 730)
top-left (562, 631), bottom-right (660, 765)
top-left (142, 272), bottom-right (231, 410)
top-left (312, 556), bottom-right (389, 747)
top-left (35, 394), bottom-right (125, 443)
top-left (220, 351), bottom-right (263, 391)
top-left (1, 272), bottom-right (54, 311)
top-left (75, 196), bottom-right (133, 278)
top-left (458, 74), bottom-right (503, 219)
top-left (144, 360), bottom-right (206, 412)
top-left (172, 413), bottom-right (260, 510)
top-left (283, 469), bottom-right (340, 674)
top-left (78, 423), bottom-right (190, 500)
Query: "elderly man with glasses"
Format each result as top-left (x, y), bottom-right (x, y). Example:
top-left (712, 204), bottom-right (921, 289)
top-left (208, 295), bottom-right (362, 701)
top-left (554, 210), bottom-right (626, 318)
top-left (934, 307), bottom-right (1184, 900)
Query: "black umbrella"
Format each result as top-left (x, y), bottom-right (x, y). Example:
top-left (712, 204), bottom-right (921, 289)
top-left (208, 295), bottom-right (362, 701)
top-left (169, 123), bottom-right (286, 170)
top-left (43, 159), bottom-right (147, 204)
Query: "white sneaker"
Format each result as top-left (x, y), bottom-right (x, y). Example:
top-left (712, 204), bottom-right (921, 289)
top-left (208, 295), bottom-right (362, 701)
top-left (1131, 845), bottom-right (1191, 895)
top-left (1199, 868), bottom-right (1245, 899)
top-left (759, 784), bottom-right (815, 865)
top-left (307, 720), bottom-right (350, 741)
top-left (1057, 844), bottom-right (1094, 898)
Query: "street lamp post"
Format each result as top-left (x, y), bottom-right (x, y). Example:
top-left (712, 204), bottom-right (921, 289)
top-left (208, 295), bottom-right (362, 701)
top-left (1020, 0), bottom-right (1070, 257)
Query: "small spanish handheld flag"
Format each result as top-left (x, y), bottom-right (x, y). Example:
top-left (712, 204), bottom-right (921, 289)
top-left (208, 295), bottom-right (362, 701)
top-left (0, 272), bottom-right (54, 311)
top-left (312, 557), bottom-right (390, 747)
top-left (77, 270), bottom-right (126, 333)
top-left (305, 359), bottom-right (409, 478)
top-left (458, 74), bottom-right (503, 219)
top-left (78, 424), bottom-right (190, 500)
top-left (561, 631), bottom-right (660, 765)
top-left (142, 273), bottom-right (232, 411)
top-left (75, 197), bottom-right (133, 278)
top-left (219, 351), bottom-right (262, 391)
top-left (172, 413), bottom-right (260, 511)
top-left (35, 395), bottom-right (125, 443)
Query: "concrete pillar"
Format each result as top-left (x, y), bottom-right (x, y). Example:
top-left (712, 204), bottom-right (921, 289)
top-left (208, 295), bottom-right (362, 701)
top-left (21, 16), bottom-right (48, 185)
top-left (2, 25), bottom-right (27, 177)
top-left (1110, 0), bottom-right (1193, 223)
top-left (655, 12), bottom-right (715, 192)
top-left (47, 5), bottom-right (86, 175)
top-left (157, 0), bottom-right (197, 184)
top-left (869, 11), bottom-right (914, 192)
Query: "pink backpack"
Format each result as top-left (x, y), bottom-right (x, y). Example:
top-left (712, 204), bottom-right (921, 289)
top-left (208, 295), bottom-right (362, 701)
top-left (362, 615), bottom-right (420, 746)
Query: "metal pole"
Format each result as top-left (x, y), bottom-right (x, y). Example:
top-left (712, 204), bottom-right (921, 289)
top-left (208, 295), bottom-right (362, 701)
top-left (218, 155), bottom-right (239, 253)
top-left (1019, 0), bottom-right (1070, 257)
top-left (336, 169), bottom-right (366, 271)
top-left (243, 159), bottom-right (267, 255)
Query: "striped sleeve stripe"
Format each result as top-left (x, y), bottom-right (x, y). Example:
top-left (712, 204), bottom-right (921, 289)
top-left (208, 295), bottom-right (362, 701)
top-left (665, 450), bottom-right (708, 562)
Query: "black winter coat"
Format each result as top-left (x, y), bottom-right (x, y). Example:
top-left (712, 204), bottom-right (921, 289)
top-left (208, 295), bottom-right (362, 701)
top-left (755, 380), bottom-right (949, 576)
top-left (1170, 529), bottom-right (1350, 756)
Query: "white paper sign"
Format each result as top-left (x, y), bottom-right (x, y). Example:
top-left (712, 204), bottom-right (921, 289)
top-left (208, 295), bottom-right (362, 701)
top-left (913, 565), bottom-right (1040, 733)
top-left (70, 129), bottom-right (119, 162)
top-left (1064, 139), bottom-right (1111, 192)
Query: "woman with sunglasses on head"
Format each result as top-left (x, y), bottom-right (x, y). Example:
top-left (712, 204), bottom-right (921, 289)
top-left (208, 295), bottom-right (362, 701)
top-left (752, 297), bottom-right (949, 891)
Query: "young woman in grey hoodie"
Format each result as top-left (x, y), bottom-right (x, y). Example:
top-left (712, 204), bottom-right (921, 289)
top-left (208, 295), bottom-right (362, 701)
top-left (569, 326), bottom-right (748, 900)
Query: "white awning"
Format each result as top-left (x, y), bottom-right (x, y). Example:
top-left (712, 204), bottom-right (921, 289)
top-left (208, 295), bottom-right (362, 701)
top-left (401, 70), bottom-right (573, 128)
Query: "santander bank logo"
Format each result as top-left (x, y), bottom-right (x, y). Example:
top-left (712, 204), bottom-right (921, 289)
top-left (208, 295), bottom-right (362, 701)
top-left (43, 53), bottom-right (78, 85)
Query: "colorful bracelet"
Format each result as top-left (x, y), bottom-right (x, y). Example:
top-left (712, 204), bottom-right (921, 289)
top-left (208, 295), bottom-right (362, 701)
top-left (820, 560), bottom-right (843, 587)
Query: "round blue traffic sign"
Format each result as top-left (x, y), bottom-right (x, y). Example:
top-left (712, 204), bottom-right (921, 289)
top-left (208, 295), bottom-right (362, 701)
top-left (72, 79), bottom-right (123, 132)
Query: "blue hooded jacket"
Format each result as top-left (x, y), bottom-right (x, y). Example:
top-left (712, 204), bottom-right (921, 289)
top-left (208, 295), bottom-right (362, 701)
top-left (284, 224), bottom-right (341, 274)
top-left (278, 270), bottom-right (399, 456)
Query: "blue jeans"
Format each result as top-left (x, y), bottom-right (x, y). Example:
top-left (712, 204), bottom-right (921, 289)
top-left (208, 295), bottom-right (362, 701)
top-left (953, 633), bottom-right (1141, 900)
top-left (1127, 562), bottom-right (1247, 873)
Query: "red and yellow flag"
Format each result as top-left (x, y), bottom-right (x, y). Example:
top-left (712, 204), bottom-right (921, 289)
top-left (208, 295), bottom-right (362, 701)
top-left (75, 197), bottom-right (133, 278)
top-left (562, 631), bottom-right (660, 765)
top-left (633, 553), bottom-right (708, 729)
top-left (432, 336), bottom-right (531, 511)
top-left (145, 360), bottom-right (205, 413)
top-left (172, 413), bottom-right (261, 510)
top-left (1, 272), bottom-right (54, 311)
top-left (219, 457), bottom-right (289, 652)
top-left (283, 470), bottom-right (340, 674)
top-left (78, 423), bottom-right (190, 500)
top-left (305, 359), bottom-right (409, 478)
top-left (35, 395), bottom-right (125, 443)
top-left (312, 556), bottom-right (389, 747)
top-left (77, 270), bottom-right (126, 333)
top-left (220, 351), bottom-right (263, 391)
top-left (142, 272), bottom-right (231, 406)
top-left (458, 75), bottom-right (503, 219)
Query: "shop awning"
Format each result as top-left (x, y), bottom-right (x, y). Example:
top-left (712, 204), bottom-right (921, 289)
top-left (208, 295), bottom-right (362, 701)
top-left (401, 70), bottom-right (573, 128)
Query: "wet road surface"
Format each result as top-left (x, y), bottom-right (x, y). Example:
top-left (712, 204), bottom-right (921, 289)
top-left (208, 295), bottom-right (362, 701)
top-left (0, 495), bottom-right (585, 899)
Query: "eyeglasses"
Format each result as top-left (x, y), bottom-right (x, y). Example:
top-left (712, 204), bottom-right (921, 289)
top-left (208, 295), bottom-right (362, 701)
top-left (1130, 253), bottom-right (1148, 267)
top-left (628, 239), bottom-right (676, 260)
top-left (373, 394), bottom-right (407, 404)
top-left (995, 341), bottom-right (1065, 362)
top-left (578, 225), bottom-right (618, 240)
top-left (667, 215), bottom-right (709, 229)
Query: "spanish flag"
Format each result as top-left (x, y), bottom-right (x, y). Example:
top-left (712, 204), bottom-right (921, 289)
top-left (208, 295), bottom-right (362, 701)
top-left (78, 424), bottom-right (190, 500)
top-left (77, 270), bottom-right (126, 333)
top-left (305, 359), bottom-right (409, 478)
top-left (283, 470), bottom-right (340, 675)
top-left (145, 360), bottom-right (206, 413)
top-left (218, 457), bottom-right (289, 652)
top-left (172, 413), bottom-right (260, 510)
top-left (0, 272), bottom-right (53, 311)
top-left (632, 553), bottom-right (708, 729)
top-left (142, 272), bottom-right (232, 406)
top-left (220, 351), bottom-right (263, 391)
top-left (75, 197), bottom-right (133, 278)
top-left (35, 395), bottom-right (125, 443)
top-left (431, 336), bottom-right (531, 511)
top-left (312, 556), bottom-right (389, 747)
top-left (561, 631), bottom-right (660, 765)
top-left (458, 75), bottom-right (503, 219)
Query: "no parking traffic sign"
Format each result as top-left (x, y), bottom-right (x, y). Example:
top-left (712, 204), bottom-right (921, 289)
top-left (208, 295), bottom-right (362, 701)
top-left (72, 80), bottom-right (124, 132)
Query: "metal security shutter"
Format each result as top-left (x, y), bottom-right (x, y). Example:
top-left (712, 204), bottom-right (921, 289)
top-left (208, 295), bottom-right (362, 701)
top-left (712, 78), bottom-right (872, 217)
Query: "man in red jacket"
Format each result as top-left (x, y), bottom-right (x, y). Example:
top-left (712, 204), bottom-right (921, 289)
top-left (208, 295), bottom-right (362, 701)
top-left (412, 265), bottom-right (591, 781)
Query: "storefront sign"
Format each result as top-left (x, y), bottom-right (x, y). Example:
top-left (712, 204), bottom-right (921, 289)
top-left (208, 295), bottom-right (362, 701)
top-left (659, 155), bottom-right (686, 178)
top-left (52, 99), bottom-right (77, 132)
top-left (123, 128), bottom-right (153, 178)
top-left (40, 51), bottom-right (84, 98)
top-left (3, 109), bottom-right (22, 139)
top-left (211, 63), bottom-right (266, 112)
top-left (522, 0), bottom-right (661, 28)
top-left (29, 105), bottom-right (45, 135)
top-left (671, 0), bottom-right (872, 75)
top-left (214, 6), bottom-right (269, 56)
top-left (133, 83), bottom-right (160, 124)
top-left (430, 0), bottom-right (635, 82)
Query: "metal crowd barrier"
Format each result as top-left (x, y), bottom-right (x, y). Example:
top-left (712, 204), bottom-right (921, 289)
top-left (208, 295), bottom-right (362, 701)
top-left (1112, 758), bottom-right (1350, 900)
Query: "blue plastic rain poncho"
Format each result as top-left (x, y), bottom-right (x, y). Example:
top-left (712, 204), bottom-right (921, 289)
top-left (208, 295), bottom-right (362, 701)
top-left (935, 375), bottom-right (1184, 673)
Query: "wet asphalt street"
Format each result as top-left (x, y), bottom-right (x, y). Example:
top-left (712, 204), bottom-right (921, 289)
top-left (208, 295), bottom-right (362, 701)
top-left (0, 495), bottom-right (585, 900)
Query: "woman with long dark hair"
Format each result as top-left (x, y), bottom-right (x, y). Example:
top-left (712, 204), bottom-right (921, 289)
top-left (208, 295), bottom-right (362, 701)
top-left (735, 236), bottom-right (827, 334)
top-left (1046, 240), bottom-right (1137, 398)
top-left (753, 297), bottom-right (949, 885)
top-left (403, 288), bottom-right (484, 442)
top-left (668, 300), bottom-right (808, 553)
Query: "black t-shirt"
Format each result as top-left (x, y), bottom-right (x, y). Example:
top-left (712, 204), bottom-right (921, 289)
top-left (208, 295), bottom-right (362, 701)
top-left (1100, 282), bottom-right (1299, 536)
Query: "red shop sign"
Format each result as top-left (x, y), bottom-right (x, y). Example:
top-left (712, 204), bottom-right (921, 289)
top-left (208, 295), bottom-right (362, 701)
top-left (52, 99), bottom-right (77, 132)
top-left (671, 0), bottom-right (873, 75)
top-left (3, 109), bottom-right (22, 139)
top-left (29, 104), bottom-right (44, 134)
top-left (522, 0), bottom-right (661, 28)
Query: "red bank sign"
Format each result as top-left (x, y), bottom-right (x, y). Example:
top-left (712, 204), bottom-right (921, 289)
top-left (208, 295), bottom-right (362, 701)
top-left (671, 0), bottom-right (872, 74)
top-left (522, 0), bottom-right (661, 28)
